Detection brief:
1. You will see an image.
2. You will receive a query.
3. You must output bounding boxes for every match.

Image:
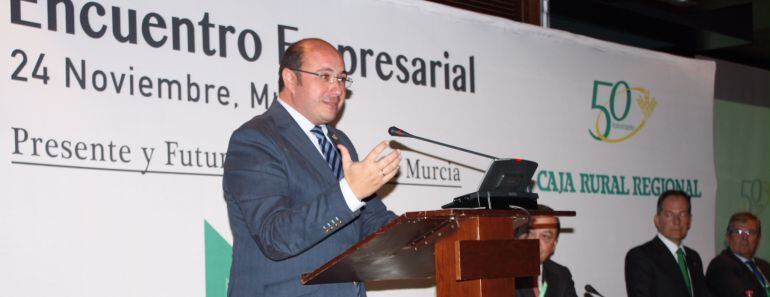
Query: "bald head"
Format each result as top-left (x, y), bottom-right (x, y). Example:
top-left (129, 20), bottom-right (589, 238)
top-left (277, 37), bottom-right (347, 125)
top-left (278, 38), bottom-right (339, 91)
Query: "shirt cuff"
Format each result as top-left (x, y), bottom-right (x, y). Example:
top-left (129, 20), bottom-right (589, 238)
top-left (339, 179), bottom-right (365, 211)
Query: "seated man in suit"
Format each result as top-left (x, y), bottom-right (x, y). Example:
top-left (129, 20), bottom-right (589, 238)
top-left (625, 190), bottom-right (709, 297)
top-left (516, 204), bottom-right (578, 297)
top-left (223, 38), bottom-right (402, 297)
top-left (706, 212), bottom-right (769, 297)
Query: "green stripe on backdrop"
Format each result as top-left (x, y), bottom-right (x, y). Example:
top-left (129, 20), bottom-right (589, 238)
top-left (714, 99), bottom-right (770, 260)
top-left (205, 220), bottom-right (232, 297)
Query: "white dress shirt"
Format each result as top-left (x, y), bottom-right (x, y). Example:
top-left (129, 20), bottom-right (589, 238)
top-left (276, 98), bottom-right (365, 211)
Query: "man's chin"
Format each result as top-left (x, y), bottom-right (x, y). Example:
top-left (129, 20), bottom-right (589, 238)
top-left (319, 113), bottom-right (338, 124)
top-left (663, 234), bottom-right (686, 242)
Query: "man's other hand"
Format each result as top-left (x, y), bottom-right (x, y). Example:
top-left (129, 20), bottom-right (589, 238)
top-left (338, 141), bottom-right (401, 200)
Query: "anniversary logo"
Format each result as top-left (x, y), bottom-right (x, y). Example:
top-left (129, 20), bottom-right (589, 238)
top-left (588, 80), bottom-right (658, 143)
top-left (741, 178), bottom-right (770, 214)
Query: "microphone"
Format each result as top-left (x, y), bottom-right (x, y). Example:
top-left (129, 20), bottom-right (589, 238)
top-left (387, 126), bottom-right (412, 138)
top-left (585, 284), bottom-right (605, 297)
top-left (387, 126), bottom-right (498, 160)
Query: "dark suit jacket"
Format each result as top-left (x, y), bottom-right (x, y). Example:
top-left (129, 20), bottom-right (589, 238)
top-left (516, 259), bottom-right (578, 297)
top-left (706, 249), bottom-right (770, 297)
top-left (625, 236), bottom-right (710, 297)
top-left (223, 102), bottom-right (396, 297)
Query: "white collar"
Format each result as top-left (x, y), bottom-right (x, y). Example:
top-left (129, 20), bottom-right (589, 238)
top-left (730, 250), bottom-right (751, 263)
top-left (276, 97), bottom-right (325, 134)
top-left (657, 233), bottom-right (685, 258)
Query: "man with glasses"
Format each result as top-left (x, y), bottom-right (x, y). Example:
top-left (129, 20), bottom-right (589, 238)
top-left (707, 212), bottom-right (769, 297)
top-left (515, 204), bottom-right (578, 297)
top-left (625, 190), bottom-right (710, 297)
top-left (223, 38), bottom-right (401, 297)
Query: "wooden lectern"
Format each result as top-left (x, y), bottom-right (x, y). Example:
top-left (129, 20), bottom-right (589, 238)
top-left (301, 209), bottom-right (575, 297)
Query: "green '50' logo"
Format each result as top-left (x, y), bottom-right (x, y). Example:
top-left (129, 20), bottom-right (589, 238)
top-left (589, 80), bottom-right (658, 143)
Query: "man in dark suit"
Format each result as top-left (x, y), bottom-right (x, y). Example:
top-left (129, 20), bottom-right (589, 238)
top-left (707, 212), bottom-right (770, 297)
top-left (223, 38), bottom-right (402, 297)
top-left (516, 205), bottom-right (578, 297)
top-left (625, 190), bottom-right (710, 297)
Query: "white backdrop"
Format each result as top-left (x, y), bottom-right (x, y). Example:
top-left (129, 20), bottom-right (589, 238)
top-left (1, 1), bottom-right (715, 296)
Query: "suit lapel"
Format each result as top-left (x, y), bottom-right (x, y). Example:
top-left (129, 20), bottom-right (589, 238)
top-left (651, 237), bottom-right (691, 296)
top-left (684, 247), bottom-right (701, 295)
top-left (543, 261), bottom-right (554, 297)
top-left (725, 250), bottom-right (767, 289)
top-left (269, 103), bottom-right (337, 182)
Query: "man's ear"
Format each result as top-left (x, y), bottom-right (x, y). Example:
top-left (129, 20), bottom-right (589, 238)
top-left (282, 68), bottom-right (298, 92)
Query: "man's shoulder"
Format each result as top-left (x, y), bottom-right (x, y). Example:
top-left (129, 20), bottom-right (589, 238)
top-left (627, 237), bottom-right (659, 256)
top-left (708, 249), bottom-right (734, 264)
top-left (228, 116), bottom-right (278, 148)
top-left (545, 259), bottom-right (571, 272)
top-left (707, 250), bottom-right (739, 273)
top-left (224, 106), bottom-right (294, 170)
top-left (239, 107), bottom-right (279, 131)
top-left (544, 259), bottom-right (572, 276)
top-left (230, 104), bottom-right (290, 140)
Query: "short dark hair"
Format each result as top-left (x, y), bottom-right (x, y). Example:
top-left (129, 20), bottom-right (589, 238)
top-left (656, 190), bottom-right (691, 214)
top-left (516, 204), bottom-right (562, 239)
top-left (726, 212), bottom-right (761, 236)
top-left (278, 41), bottom-right (305, 92)
top-left (536, 204), bottom-right (560, 237)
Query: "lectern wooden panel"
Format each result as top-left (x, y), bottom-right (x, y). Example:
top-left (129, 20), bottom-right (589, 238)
top-left (435, 214), bottom-right (538, 297)
top-left (302, 209), bottom-right (575, 297)
top-left (456, 239), bottom-right (539, 280)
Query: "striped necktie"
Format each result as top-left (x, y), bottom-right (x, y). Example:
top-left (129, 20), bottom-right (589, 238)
top-left (746, 260), bottom-right (768, 287)
top-left (310, 125), bottom-right (343, 180)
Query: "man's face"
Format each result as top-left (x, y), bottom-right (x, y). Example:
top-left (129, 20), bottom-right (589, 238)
top-left (522, 215), bottom-right (558, 264)
top-left (654, 195), bottom-right (691, 245)
top-left (727, 219), bottom-right (760, 259)
top-left (284, 42), bottom-right (346, 125)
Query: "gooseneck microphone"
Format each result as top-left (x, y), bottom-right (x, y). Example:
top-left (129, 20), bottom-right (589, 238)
top-left (585, 284), bottom-right (605, 297)
top-left (387, 126), bottom-right (498, 160)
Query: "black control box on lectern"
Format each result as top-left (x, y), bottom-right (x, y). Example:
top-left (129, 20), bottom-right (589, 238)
top-left (442, 159), bottom-right (539, 210)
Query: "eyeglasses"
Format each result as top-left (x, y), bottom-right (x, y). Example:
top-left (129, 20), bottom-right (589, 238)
top-left (730, 229), bottom-right (759, 237)
top-left (289, 68), bottom-right (353, 88)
